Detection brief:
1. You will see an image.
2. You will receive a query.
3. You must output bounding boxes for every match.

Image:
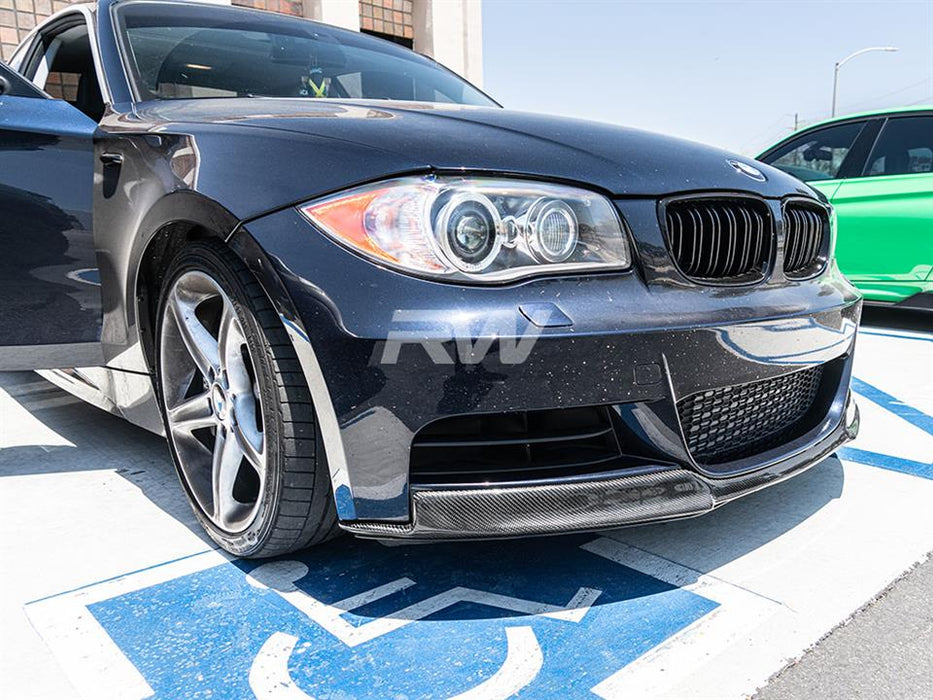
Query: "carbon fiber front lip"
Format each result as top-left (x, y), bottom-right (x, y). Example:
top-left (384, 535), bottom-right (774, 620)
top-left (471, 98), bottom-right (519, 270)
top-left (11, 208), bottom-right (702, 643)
top-left (343, 469), bottom-right (713, 538)
top-left (341, 399), bottom-right (857, 540)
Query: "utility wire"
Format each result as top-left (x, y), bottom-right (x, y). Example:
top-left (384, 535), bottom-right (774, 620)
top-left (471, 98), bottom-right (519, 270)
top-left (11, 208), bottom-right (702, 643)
top-left (840, 76), bottom-right (933, 112)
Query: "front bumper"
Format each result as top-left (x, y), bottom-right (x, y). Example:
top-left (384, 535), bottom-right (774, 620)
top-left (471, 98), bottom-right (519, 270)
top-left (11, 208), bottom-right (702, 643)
top-left (344, 395), bottom-right (858, 538)
top-left (239, 198), bottom-right (862, 535)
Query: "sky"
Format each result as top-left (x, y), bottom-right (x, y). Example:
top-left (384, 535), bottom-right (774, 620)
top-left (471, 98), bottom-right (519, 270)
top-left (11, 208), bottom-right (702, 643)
top-left (481, 0), bottom-right (933, 155)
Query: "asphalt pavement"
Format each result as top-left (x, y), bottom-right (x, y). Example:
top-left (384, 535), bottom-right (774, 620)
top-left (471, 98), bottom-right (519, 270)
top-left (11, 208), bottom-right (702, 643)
top-left (757, 553), bottom-right (933, 700)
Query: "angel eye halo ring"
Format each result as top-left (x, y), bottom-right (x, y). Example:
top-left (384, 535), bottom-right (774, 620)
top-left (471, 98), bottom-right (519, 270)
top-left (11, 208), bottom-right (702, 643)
top-left (435, 191), bottom-right (503, 273)
top-left (526, 198), bottom-right (579, 264)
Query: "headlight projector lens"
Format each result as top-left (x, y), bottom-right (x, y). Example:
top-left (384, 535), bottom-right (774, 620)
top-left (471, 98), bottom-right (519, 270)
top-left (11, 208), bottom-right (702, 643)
top-left (527, 199), bottom-right (578, 263)
top-left (436, 192), bottom-right (503, 272)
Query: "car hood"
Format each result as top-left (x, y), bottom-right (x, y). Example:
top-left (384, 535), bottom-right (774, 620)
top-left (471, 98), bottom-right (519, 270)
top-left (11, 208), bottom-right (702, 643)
top-left (128, 99), bottom-right (813, 213)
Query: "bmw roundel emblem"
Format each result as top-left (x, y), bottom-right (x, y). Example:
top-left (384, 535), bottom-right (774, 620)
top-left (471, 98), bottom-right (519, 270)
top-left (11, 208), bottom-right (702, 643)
top-left (728, 159), bottom-right (767, 182)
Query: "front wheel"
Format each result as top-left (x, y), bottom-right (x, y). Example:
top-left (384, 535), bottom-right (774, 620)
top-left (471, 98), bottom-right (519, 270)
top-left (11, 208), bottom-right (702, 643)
top-left (155, 240), bottom-right (337, 557)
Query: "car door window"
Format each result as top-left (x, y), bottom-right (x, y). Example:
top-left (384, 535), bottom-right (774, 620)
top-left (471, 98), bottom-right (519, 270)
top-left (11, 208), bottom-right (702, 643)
top-left (865, 116), bottom-right (933, 177)
top-left (23, 22), bottom-right (105, 122)
top-left (763, 122), bottom-right (867, 182)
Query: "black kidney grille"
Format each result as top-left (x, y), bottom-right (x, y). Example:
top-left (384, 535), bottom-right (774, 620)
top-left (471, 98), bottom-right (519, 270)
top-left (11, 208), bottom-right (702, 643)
top-left (664, 198), bottom-right (771, 282)
top-left (410, 406), bottom-right (625, 485)
top-left (784, 203), bottom-right (828, 277)
top-left (677, 365), bottom-right (824, 465)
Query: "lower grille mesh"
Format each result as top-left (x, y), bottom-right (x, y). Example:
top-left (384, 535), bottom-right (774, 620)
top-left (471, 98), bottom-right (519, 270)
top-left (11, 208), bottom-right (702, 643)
top-left (677, 365), bottom-right (824, 464)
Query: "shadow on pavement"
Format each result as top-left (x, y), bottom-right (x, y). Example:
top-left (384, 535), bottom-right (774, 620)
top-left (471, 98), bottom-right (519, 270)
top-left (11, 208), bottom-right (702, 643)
top-left (1, 368), bottom-right (844, 585)
top-left (0, 370), bottom-right (202, 537)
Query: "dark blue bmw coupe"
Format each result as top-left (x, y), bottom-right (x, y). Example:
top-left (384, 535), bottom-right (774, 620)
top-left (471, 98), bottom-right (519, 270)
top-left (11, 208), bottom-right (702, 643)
top-left (0, 0), bottom-right (861, 557)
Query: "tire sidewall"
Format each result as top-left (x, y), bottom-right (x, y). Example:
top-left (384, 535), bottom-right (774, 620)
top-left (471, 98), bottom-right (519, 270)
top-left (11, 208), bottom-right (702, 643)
top-left (154, 242), bottom-right (285, 557)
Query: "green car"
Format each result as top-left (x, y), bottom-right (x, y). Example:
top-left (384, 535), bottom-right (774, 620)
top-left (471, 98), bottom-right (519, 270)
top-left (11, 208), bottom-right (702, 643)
top-left (759, 106), bottom-right (932, 308)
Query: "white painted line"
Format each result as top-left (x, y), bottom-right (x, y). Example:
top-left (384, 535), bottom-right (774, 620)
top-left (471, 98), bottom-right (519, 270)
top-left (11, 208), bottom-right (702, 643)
top-left (246, 560), bottom-right (416, 610)
top-left (26, 596), bottom-right (154, 700)
top-left (595, 455), bottom-right (933, 698)
top-left (333, 576), bottom-right (418, 610)
top-left (449, 627), bottom-right (543, 700)
top-left (25, 550), bottom-right (228, 700)
top-left (581, 537), bottom-right (782, 699)
top-left (247, 559), bottom-right (602, 647)
top-left (249, 633), bottom-right (312, 700)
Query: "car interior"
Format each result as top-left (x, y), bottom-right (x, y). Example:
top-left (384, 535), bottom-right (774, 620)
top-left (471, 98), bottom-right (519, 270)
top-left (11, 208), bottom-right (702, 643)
top-left (866, 117), bottom-right (933, 176)
top-left (26, 23), bottom-right (105, 122)
top-left (124, 24), bottom-right (470, 103)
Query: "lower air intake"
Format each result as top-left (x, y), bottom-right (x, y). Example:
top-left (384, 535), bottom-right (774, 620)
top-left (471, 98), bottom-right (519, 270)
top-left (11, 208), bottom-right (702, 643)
top-left (677, 364), bottom-right (824, 465)
top-left (410, 406), bottom-right (625, 485)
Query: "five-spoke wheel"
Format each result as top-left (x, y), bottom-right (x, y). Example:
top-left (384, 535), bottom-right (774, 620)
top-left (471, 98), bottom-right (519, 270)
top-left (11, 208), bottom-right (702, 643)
top-left (156, 241), bottom-right (337, 557)
top-left (160, 270), bottom-right (266, 533)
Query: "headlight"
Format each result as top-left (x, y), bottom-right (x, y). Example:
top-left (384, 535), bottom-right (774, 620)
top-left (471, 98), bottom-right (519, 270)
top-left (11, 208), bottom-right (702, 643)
top-left (298, 175), bottom-right (631, 282)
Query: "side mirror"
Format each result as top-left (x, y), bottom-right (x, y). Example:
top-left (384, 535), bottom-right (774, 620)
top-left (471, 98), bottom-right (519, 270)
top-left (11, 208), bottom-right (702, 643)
top-left (0, 76), bottom-right (10, 96)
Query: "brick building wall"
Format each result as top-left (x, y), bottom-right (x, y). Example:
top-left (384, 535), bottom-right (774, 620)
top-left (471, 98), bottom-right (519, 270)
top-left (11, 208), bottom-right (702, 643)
top-left (2, 1), bottom-right (85, 62)
top-left (232, 0), bottom-right (302, 17)
top-left (1, 1), bottom-right (307, 61)
top-left (359, 0), bottom-right (413, 45)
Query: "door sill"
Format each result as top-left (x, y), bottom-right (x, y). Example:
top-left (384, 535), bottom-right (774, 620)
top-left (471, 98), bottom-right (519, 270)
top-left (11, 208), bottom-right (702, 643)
top-left (0, 342), bottom-right (104, 371)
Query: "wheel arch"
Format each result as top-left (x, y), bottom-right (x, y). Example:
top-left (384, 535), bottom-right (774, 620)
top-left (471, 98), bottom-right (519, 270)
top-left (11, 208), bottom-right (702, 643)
top-left (132, 191), bottom-right (241, 371)
top-left (134, 202), bottom-right (353, 521)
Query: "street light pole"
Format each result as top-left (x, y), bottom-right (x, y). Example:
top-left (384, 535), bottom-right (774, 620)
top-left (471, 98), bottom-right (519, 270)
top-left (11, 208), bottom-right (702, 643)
top-left (832, 46), bottom-right (899, 117)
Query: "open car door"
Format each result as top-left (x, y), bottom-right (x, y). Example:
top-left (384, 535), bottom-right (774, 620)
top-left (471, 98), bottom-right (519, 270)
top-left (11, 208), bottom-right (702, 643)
top-left (0, 60), bottom-right (102, 370)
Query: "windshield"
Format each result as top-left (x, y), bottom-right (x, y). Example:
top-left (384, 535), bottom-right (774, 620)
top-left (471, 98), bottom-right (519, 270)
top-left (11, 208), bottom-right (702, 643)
top-left (115, 2), bottom-right (496, 106)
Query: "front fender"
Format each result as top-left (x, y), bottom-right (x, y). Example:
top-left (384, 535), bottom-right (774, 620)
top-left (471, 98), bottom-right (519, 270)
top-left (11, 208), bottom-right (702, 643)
top-left (228, 226), bottom-right (355, 519)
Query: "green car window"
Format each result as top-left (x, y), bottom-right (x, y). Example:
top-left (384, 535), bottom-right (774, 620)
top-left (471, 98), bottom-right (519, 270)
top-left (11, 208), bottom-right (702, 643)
top-left (764, 121), bottom-right (866, 182)
top-left (865, 116), bottom-right (933, 176)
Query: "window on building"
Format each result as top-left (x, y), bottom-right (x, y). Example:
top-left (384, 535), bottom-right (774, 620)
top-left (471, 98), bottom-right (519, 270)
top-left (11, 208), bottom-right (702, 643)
top-left (359, 0), bottom-right (413, 48)
top-left (865, 116), bottom-right (933, 176)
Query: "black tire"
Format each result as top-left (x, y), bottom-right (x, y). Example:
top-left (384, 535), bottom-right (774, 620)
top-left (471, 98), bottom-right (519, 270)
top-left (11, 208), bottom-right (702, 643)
top-left (155, 239), bottom-right (338, 557)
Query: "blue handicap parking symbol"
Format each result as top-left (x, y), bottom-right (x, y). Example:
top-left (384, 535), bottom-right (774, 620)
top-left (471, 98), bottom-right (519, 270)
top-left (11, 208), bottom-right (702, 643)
top-left (88, 535), bottom-right (717, 698)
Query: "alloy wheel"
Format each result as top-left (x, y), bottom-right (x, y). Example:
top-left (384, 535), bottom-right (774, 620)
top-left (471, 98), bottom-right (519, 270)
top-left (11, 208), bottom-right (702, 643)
top-left (159, 270), bottom-right (267, 533)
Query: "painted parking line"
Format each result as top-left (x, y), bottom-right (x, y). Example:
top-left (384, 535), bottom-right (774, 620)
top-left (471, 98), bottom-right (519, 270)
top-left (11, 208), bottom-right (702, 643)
top-left (852, 377), bottom-right (933, 435)
top-left (28, 535), bottom-right (726, 699)
top-left (858, 328), bottom-right (933, 343)
top-left (838, 447), bottom-right (933, 480)
top-left (25, 454), bottom-right (933, 700)
top-left (840, 370), bottom-right (933, 479)
top-left (24, 550), bottom-right (230, 700)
